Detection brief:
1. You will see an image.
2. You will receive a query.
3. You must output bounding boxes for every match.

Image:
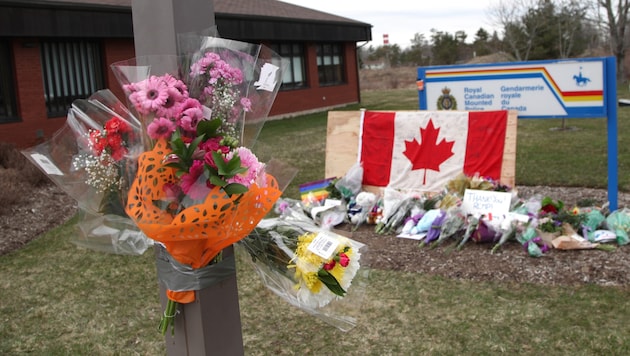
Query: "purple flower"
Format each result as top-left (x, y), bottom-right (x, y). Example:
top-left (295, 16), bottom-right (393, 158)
top-left (425, 210), bottom-right (447, 244)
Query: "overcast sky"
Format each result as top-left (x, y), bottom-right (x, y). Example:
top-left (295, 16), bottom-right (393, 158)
top-left (280, 0), bottom-right (501, 48)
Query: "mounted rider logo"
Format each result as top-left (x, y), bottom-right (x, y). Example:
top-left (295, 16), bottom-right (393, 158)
top-left (573, 67), bottom-right (590, 87)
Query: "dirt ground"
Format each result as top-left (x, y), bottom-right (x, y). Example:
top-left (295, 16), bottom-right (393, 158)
top-left (2, 182), bottom-right (630, 288)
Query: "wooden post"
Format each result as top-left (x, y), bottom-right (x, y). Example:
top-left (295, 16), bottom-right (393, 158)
top-left (130, 1), bottom-right (245, 355)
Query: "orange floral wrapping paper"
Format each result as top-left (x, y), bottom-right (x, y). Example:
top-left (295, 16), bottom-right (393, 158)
top-left (126, 139), bottom-right (281, 303)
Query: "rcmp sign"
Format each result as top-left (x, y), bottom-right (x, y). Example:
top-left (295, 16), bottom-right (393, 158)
top-left (417, 57), bottom-right (607, 119)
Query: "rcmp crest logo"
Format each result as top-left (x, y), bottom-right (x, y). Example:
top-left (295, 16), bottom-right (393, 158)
top-left (437, 86), bottom-right (457, 110)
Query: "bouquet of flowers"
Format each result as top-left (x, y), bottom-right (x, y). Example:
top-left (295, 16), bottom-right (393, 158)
top-left (238, 201), bottom-right (369, 331)
top-left (111, 35), bottom-right (287, 334)
top-left (22, 90), bottom-right (152, 255)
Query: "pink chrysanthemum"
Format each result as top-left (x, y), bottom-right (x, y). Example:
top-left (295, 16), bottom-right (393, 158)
top-left (146, 117), bottom-right (176, 140)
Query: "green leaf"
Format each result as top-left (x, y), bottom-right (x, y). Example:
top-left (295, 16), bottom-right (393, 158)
top-left (223, 183), bottom-right (248, 196)
top-left (317, 269), bottom-right (347, 296)
top-left (164, 162), bottom-right (189, 173)
top-left (187, 133), bottom-right (205, 154)
top-left (170, 137), bottom-right (185, 154)
top-left (204, 165), bottom-right (218, 178)
top-left (224, 155), bottom-right (248, 176)
top-left (197, 118), bottom-right (222, 138)
top-left (209, 175), bottom-right (227, 187)
top-left (212, 151), bottom-right (228, 173)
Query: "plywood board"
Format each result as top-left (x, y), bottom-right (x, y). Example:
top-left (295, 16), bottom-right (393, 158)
top-left (325, 110), bottom-right (517, 191)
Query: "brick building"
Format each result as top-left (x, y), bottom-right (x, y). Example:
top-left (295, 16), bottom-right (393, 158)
top-left (0, 0), bottom-right (372, 147)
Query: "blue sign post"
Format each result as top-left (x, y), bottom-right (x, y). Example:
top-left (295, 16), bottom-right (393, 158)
top-left (417, 57), bottom-right (619, 211)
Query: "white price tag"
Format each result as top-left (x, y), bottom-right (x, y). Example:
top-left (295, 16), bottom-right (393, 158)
top-left (30, 153), bottom-right (63, 175)
top-left (307, 232), bottom-right (340, 260)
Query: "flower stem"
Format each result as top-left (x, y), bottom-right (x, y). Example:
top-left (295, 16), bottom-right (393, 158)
top-left (159, 299), bottom-right (178, 335)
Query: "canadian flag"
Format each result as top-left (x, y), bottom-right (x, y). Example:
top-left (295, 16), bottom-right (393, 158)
top-left (359, 110), bottom-right (507, 192)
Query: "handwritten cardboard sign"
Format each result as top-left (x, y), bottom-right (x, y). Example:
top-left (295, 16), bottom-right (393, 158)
top-left (461, 189), bottom-right (512, 218)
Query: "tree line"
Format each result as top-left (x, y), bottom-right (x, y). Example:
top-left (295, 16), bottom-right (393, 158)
top-left (360, 0), bottom-right (630, 79)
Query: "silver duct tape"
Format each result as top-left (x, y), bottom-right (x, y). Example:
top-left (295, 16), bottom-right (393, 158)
top-left (155, 244), bottom-right (236, 292)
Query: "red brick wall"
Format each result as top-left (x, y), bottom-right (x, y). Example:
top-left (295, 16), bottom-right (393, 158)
top-left (270, 43), bottom-right (360, 116)
top-left (0, 38), bottom-right (138, 148)
top-left (102, 38), bottom-right (135, 103)
top-left (0, 39), bottom-right (58, 148)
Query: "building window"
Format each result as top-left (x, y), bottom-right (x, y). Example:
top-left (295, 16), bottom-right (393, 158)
top-left (271, 43), bottom-right (306, 90)
top-left (40, 40), bottom-right (105, 117)
top-left (0, 41), bottom-right (18, 123)
top-left (316, 43), bottom-right (345, 86)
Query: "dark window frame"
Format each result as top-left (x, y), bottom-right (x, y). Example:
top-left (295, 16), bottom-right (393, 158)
top-left (40, 39), bottom-right (105, 117)
top-left (0, 40), bottom-right (19, 123)
top-left (316, 43), bottom-right (345, 86)
top-left (271, 42), bottom-right (307, 91)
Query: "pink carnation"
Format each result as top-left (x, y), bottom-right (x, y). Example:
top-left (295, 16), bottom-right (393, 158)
top-left (226, 147), bottom-right (263, 188)
top-left (240, 97), bottom-right (252, 112)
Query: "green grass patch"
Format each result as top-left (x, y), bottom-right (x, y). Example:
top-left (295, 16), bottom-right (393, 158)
top-left (4, 220), bottom-right (629, 355)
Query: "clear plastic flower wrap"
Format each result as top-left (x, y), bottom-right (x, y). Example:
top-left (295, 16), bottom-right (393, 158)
top-left (110, 35), bottom-right (290, 334)
top-left (238, 217), bottom-right (370, 331)
top-left (21, 89), bottom-right (152, 255)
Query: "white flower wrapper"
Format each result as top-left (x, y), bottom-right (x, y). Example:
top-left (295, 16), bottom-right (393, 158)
top-left (237, 218), bottom-right (370, 331)
top-left (22, 90), bottom-right (151, 255)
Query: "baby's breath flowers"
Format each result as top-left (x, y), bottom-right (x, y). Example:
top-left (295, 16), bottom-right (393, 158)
top-left (73, 152), bottom-right (122, 193)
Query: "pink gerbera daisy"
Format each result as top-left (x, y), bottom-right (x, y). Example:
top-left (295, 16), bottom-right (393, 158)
top-left (177, 98), bottom-right (205, 132)
top-left (131, 76), bottom-right (169, 115)
top-left (146, 117), bottom-right (176, 140)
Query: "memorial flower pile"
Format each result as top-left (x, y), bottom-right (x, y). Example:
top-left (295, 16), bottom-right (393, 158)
top-left (321, 170), bottom-right (626, 256)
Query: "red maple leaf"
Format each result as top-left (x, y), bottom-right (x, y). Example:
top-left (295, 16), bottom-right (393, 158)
top-left (403, 119), bottom-right (455, 185)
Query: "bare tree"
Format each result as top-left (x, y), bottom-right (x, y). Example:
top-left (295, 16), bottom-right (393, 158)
top-left (594, 0), bottom-right (630, 80)
top-left (488, 0), bottom-right (546, 60)
top-left (556, 0), bottom-right (590, 58)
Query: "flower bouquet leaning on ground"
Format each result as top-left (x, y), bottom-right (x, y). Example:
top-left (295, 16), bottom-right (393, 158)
top-left (22, 90), bottom-right (152, 255)
top-left (111, 35), bottom-right (288, 334)
top-left (238, 199), bottom-right (370, 331)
